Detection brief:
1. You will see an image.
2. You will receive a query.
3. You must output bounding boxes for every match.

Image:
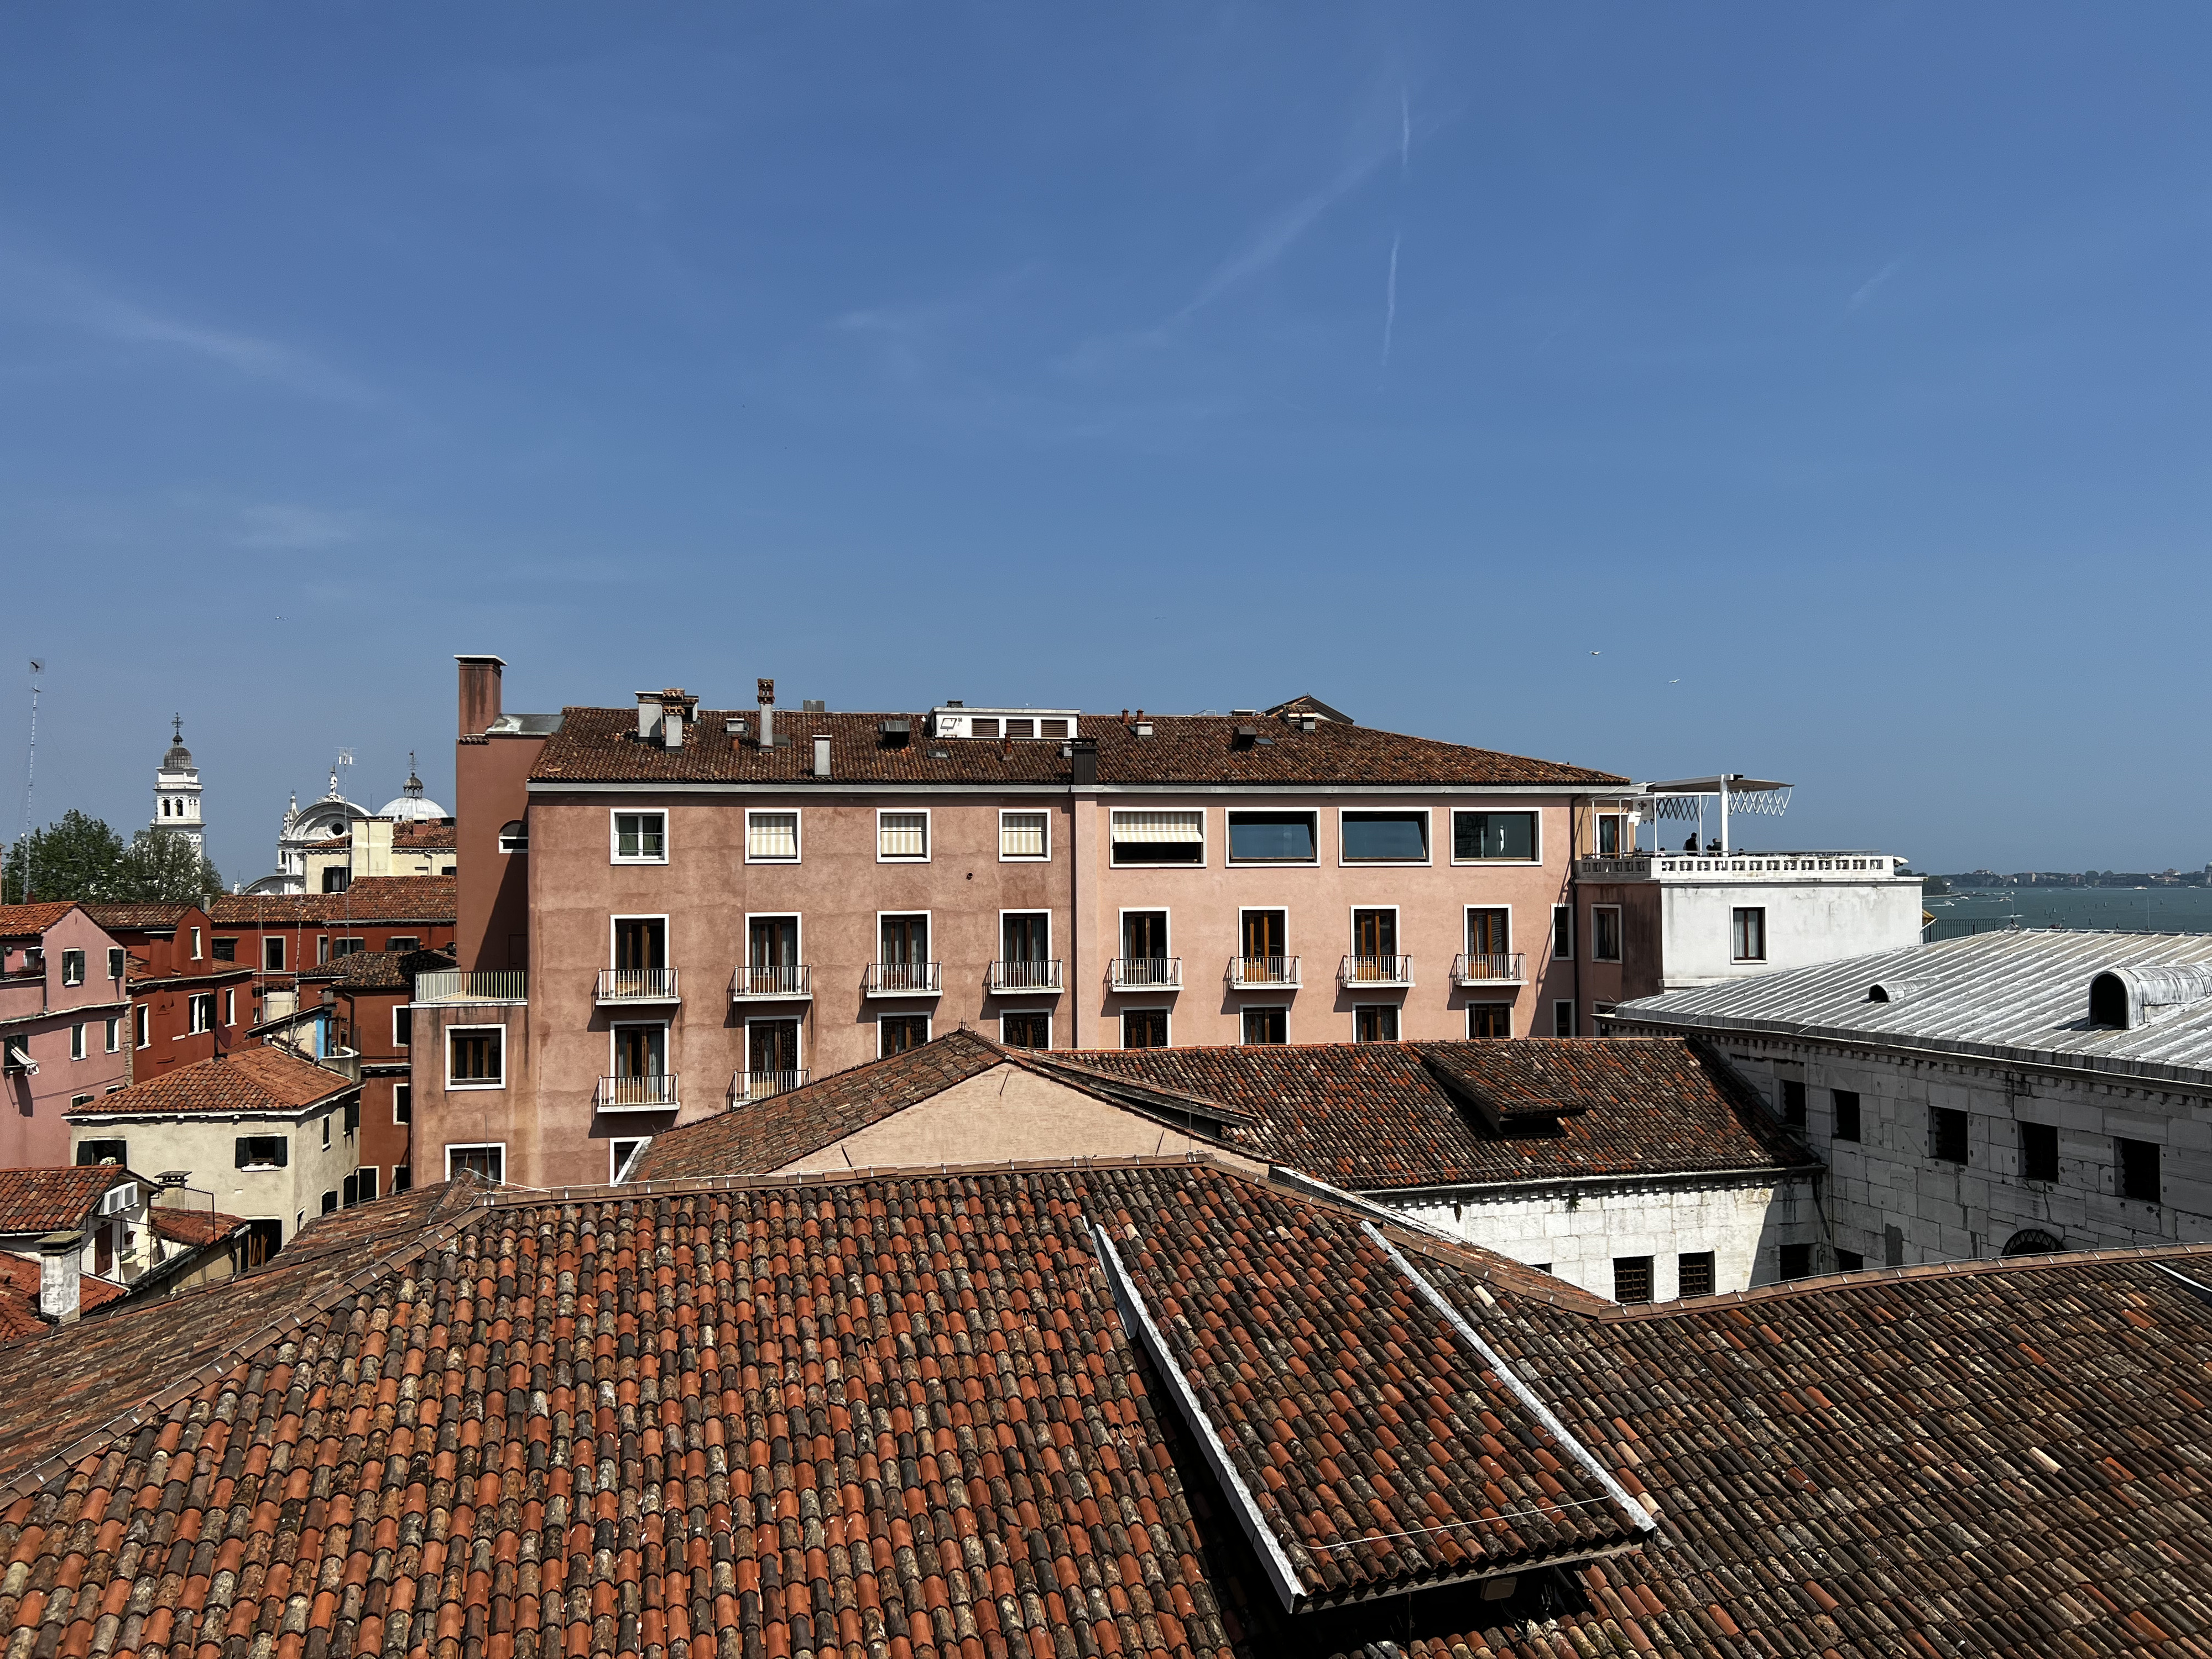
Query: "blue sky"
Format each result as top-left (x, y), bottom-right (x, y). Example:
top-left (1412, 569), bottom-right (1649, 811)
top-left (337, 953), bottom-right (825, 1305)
top-left (2, 5), bottom-right (2207, 879)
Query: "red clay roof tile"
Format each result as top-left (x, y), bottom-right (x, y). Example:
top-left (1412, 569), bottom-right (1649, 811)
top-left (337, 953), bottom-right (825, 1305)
top-left (0, 1169), bottom-right (132, 1235)
top-left (206, 877), bottom-right (455, 925)
top-left (65, 1046), bottom-right (354, 1117)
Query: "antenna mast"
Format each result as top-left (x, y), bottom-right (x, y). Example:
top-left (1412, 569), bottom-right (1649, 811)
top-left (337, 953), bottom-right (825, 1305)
top-left (17, 661), bottom-right (41, 902)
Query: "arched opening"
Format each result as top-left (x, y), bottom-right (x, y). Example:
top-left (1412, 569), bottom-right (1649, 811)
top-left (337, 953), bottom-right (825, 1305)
top-left (2002, 1228), bottom-right (2064, 1258)
top-left (2088, 972), bottom-right (2130, 1028)
top-left (498, 820), bottom-right (529, 855)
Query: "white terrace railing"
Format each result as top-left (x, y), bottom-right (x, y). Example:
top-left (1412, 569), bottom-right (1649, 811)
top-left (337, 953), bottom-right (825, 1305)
top-left (732, 1069), bottom-right (808, 1102)
top-left (988, 959), bottom-right (1063, 994)
top-left (732, 963), bottom-right (813, 1000)
top-left (597, 968), bottom-right (680, 1003)
top-left (595, 1073), bottom-right (680, 1112)
top-left (864, 961), bottom-right (943, 997)
top-left (414, 969), bottom-right (526, 1004)
top-left (1228, 956), bottom-right (1301, 989)
top-left (1575, 853), bottom-right (1908, 881)
top-left (1452, 952), bottom-right (1526, 985)
top-left (1339, 954), bottom-right (1415, 989)
top-left (1109, 957), bottom-right (1181, 992)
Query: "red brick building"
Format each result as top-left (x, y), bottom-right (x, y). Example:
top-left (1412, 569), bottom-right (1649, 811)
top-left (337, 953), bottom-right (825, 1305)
top-left (81, 904), bottom-right (254, 1079)
top-left (206, 877), bottom-right (457, 1022)
top-left (293, 946), bottom-right (454, 1197)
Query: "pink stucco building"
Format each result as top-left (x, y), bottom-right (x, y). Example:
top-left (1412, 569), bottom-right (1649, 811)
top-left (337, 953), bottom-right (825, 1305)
top-left (0, 904), bottom-right (134, 1166)
top-left (411, 662), bottom-right (1636, 1190)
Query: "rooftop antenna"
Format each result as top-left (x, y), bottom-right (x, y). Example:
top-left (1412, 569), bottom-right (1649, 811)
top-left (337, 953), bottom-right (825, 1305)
top-left (17, 661), bottom-right (41, 902)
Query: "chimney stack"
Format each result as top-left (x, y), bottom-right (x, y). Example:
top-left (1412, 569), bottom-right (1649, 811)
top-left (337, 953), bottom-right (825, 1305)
top-left (636, 692), bottom-right (664, 741)
top-left (38, 1233), bottom-right (79, 1323)
top-left (757, 678), bottom-right (775, 749)
top-left (456, 655), bottom-right (505, 738)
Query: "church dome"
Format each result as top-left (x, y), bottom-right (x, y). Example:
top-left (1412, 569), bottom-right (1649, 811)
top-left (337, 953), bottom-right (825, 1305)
top-left (161, 716), bottom-right (194, 771)
top-left (377, 754), bottom-right (447, 821)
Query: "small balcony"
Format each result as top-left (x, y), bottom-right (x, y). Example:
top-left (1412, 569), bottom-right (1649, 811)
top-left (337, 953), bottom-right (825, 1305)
top-left (989, 959), bottom-right (1063, 994)
top-left (865, 961), bottom-right (943, 997)
top-left (1452, 952), bottom-right (1526, 987)
top-left (732, 1068), bottom-right (809, 1103)
top-left (595, 1073), bottom-right (680, 1112)
top-left (1228, 955), bottom-right (1301, 990)
top-left (1340, 954), bottom-right (1414, 989)
top-left (597, 968), bottom-right (680, 1005)
top-left (732, 963), bottom-right (812, 1001)
top-left (1109, 957), bottom-right (1181, 992)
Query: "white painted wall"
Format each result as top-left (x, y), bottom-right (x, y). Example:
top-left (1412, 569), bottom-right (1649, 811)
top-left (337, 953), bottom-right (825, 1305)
top-left (1658, 877), bottom-right (1922, 989)
top-left (1640, 1026), bottom-right (2212, 1267)
top-left (68, 1105), bottom-right (359, 1244)
top-left (1368, 1175), bottom-right (1819, 1301)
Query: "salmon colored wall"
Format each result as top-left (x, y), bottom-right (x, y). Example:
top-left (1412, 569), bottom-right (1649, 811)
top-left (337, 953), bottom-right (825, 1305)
top-left (772, 1063), bottom-right (1258, 1174)
top-left (456, 734), bottom-right (544, 973)
top-left (0, 909), bottom-right (132, 1165)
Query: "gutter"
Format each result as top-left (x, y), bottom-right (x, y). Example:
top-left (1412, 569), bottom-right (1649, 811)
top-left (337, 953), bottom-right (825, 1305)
top-left (1353, 1160), bottom-right (1820, 1204)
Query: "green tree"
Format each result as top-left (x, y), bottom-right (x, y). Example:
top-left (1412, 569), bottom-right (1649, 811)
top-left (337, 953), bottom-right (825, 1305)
top-left (115, 829), bottom-right (225, 902)
top-left (2, 810), bottom-right (128, 904)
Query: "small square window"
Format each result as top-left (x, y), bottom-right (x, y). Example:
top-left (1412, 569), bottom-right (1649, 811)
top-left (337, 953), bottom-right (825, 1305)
top-left (747, 811), bottom-right (800, 862)
top-left (1241, 1006), bottom-right (1287, 1045)
top-left (1832, 1089), bottom-right (1861, 1142)
top-left (1731, 907), bottom-right (1767, 962)
top-left (1613, 1256), bottom-right (1653, 1305)
top-left (2020, 1120), bottom-right (2058, 1182)
top-left (107, 947), bottom-right (126, 980)
top-left (1000, 1011), bottom-right (1051, 1050)
top-left (212, 937), bottom-right (237, 962)
top-left (613, 811), bottom-right (667, 863)
top-left (879, 1014), bottom-right (931, 1057)
top-left (1677, 1252), bottom-right (1714, 1298)
top-left (60, 949), bottom-right (84, 987)
top-left (386, 936), bottom-right (419, 954)
top-left (2117, 1137), bottom-right (2160, 1203)
top-left (446, 1144), bottom-right (504, 1183)
top-left (448, 1027), bottom-right (505, 1087)
top-left (1777, 1243), bottom-right (1813, 1281)
top-left (999, 811), bottom-right (1050, 860)
top-left (263, 937), bottom-right (286, 972)
top-left (1354, 1005), bottom-right (1399, 1043)
top-left (1120, 1009), bottom-right (1169, 1049)
top-left (1931, 1107), bottom-right (1969, 1165)
top-left (1467, 1004), bottom-right (1511, 1039)
top-left (1835, 1249), bottom-right (1865, 1272)
top-left (877, 811), bottom-right (929, 862)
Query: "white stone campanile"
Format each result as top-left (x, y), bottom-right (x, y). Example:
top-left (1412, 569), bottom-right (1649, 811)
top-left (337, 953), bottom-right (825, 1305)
top-left (153, 714), bottom-right (205, 854)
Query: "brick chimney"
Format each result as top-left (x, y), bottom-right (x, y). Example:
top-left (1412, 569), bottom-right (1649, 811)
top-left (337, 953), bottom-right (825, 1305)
top-left (457, 655), bottom-right (505, 737)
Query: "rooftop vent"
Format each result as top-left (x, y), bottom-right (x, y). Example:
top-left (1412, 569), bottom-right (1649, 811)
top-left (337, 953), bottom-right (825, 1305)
top-left (1231, 708), bottom-right (1258, 717)
top-left (2089, 964), bottom-right (2212, 1029)
top-left (1867, 980), bottom-right (1925, 1004)
top-left (802, 699), bottom-right (825, 714)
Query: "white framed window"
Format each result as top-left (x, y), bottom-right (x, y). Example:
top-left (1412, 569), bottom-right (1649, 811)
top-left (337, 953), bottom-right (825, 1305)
top-left (107, 947), bottom-right (126, 981)
top-left (394, 1083), bottom-right (411, 1124)
top-left (1110, 809), bottom-right (1204, 868)
top-left (1451, 810), bottom-right (1541, 864)
top-left (445, 1142), bottom-right (505, 1183)
top-left (877, 810), bottom-right (930, 862)
top-left (1467, 1004), bottom-right (1512, 1038)
top-left (1120, 1008), bottom-right (1170, 1048)
top-left (447, 1025), bottom-right (506, 1089)
top-left (134, 1005), bottom-right (150, 1049)
top-left (999, 1010), bottom-right (1051, 1050)
top-left (263, 936), bottom-right (286, 972)
top-left (187, 994), bottom-right (216, 1035)
top-left (998, 810), bottom-right (1050, 861)
top-left (322, 1114), bottom-right (332, 1150)
top-left (1240, 1006), bottom-right (1289, 1045)
top-left (498, 820), bottom-right (529, 855)
top-left (60, 949), bottom-right (85, 986)
top-left (223, 988), bottom-right (236, 1026)
top-left (611, 810), bottom-right (668, 864)
top-left (746, 810), bottom-right (801, 863)
top-left (1338, 808), bottom-right (1431, 866)
top-left (190, 927), bottom-right (203, 960)
top-left (1552, 905), bottom-right (1574, 961)
top-left (1591, 905), bottom-right (1623, 963)
top-left (103, 1017), bottom-right (119, 1053)
top-left (612, 1138), bottom-right (650, 1182)
top-left (1732, 907), bottom-right (1767, 962)
top-left (878, 1013), bottom-right (931, 1056)
top-left (70, 1024), bottom-right (86, 1061)
top-left (1227, 811), bottom-right (1318, 865)
top-left (1353, 1005), bottom-right (1400, 1043)
top-left (394, 1006), bottom-right (413, 1048)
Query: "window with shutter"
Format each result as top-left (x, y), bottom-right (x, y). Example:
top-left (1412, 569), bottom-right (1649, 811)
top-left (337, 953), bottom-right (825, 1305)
top-left (747, 811), bottom-right (800, 862)
top-left (1110, 810), bottom-right (1203, 866)
top-left (999, 811), bottom-right (1048, 860)
top-left (877, 812), bottom-right (929, 860)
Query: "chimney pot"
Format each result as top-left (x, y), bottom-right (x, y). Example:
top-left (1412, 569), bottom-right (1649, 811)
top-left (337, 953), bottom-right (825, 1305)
top-left (456, 655), bottom-right (506, 738)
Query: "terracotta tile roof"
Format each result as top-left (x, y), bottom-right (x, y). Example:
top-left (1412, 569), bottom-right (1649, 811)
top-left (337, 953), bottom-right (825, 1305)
top-left (631, 1030), bottom-right (1249, 1180)
top-left (123, 961), bottom-right (255, 989)
top-left (3, 1163), bottom-right (2210, 1655)
top-left (65, 1045), bottom-right (355, 1117)
top-left (1068, 1038), bottom-right (1811, 1189)
top-left (206, 875), bottom-right (456, 925)
top-left (0, 1254), bottom-right (126, 1345)
top-left (295, 945), bottom-right (455, 990)
top-left (76, 903), bottom-right (194, 932)
top-left (393, 819), bottom-right (457, 849)
top-left (0, 903), bottom-right (79, 938)
top-left (533, 705), bottom-right (1629, 787)
top-left (0, 1168), bottom-right (131, 1235)
top-left (146, 1206), bottom-right (247, 1248)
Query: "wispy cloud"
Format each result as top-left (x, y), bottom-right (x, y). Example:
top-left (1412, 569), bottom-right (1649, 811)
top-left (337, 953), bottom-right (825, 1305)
top-left (232, 503), bottom-right (361, 550)
top-left (0, 239), bottom-right (375, 405)
top-left (1847, 257), bottom-right (1905, 314)
top-left (1177, 141), bottom-right (1400, 322)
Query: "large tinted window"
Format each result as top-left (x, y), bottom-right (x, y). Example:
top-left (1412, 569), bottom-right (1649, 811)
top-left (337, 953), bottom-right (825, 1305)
top-left (1228, 812), bottom-right (1317, 862)
top-left (1453, 811), bottom-right (1536, 860)
top-left (1341, 811), bottom-right (1428, 862)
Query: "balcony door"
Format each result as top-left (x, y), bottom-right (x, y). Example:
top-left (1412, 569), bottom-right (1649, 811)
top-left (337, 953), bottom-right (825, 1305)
top-left (1002, 913), bottom-right (1049, 963)
top-left (1353, 909), bottom-right (1397, 958)
top-left (880, 914), bottom-right (929, 964)
top-left (615, 1024), bottom-right (665, 1078)
top-left (614, 918), bottom-right (665, 972)
top-left (748, 1019), bottom-right (800, 1077)
top-left (1123, 911), bottom-right (1168, 960)
top-left (750, 916), bottom-right (798, 967)
top-left (1467, 909), bottom-right (1508, 957)
top-left (1241, 910), bottom-right (1286, 958)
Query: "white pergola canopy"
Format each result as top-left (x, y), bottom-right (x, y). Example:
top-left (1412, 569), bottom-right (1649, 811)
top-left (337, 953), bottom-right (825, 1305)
top-left (1633, 774), bottom-right (1793, 853)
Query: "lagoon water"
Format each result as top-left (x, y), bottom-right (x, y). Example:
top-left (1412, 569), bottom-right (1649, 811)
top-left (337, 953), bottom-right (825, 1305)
top-left (1924, 884), bottom-right (2212, 938)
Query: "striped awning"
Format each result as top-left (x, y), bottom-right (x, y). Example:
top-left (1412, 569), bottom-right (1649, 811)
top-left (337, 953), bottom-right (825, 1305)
top-left (1112, 810), bottom-right (1204, 844)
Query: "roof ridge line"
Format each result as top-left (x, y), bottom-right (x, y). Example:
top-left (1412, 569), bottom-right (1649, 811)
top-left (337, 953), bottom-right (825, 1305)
top-left (0, 1180), bottom-right (494, 1503)
top-left (493, 1150), bottom-right (1243, 1206)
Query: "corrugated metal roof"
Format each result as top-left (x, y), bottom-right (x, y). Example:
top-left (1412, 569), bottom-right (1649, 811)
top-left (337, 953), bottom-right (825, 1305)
top-left (1610, 929), bottom-right (2212, 1088)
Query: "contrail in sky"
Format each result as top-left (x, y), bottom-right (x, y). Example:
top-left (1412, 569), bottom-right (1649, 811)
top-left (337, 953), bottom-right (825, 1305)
top-left (1400, 89), bottom-right (1411, 173)
top-left (1381, 231), bottom-right (1400, 366)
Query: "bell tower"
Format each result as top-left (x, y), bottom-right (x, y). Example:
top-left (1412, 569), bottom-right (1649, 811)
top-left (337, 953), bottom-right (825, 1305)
top-left (153, 714), bottom-right (205, 854)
